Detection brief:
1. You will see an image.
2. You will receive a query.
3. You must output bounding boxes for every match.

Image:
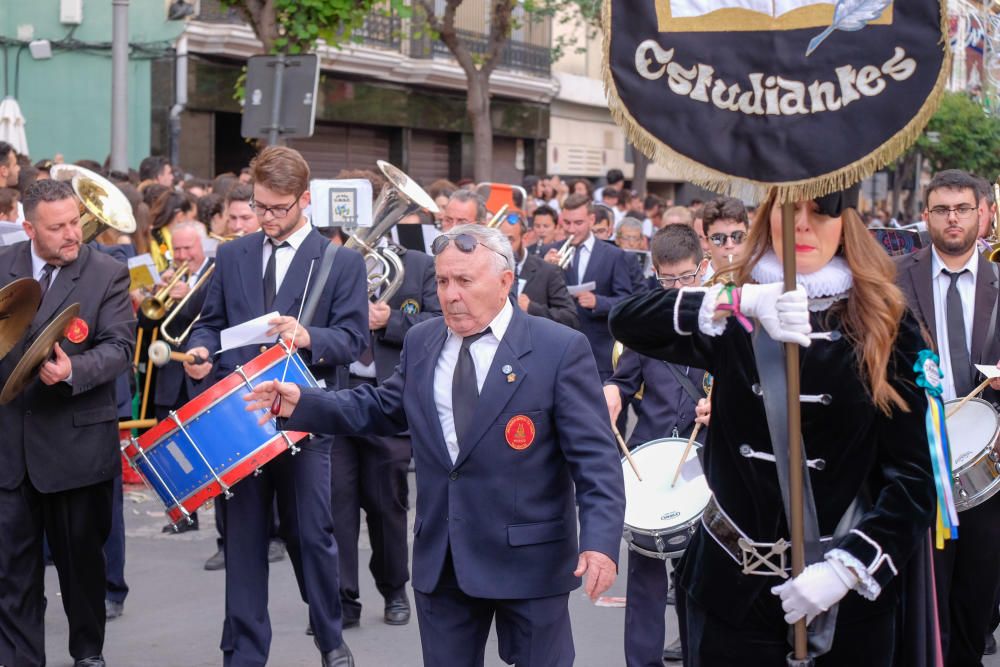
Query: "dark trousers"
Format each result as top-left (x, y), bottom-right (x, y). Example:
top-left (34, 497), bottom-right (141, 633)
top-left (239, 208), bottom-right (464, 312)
top-left (934, 493), bottom-right (1000, 666)
top-left (221, 436), bottom-right (343, 667)
top-left (624, 550), bottom-right (672, 667)
top-left (0, 478), bottom-right (113, 666)
top-left (331, 426), bottom-right (411, 618)
top-left (414, 550), bottom-right (574, 667)
top-left (677, 589), bottom-right (895, 667)
top-left (103, 474), bottom-right (128, 604)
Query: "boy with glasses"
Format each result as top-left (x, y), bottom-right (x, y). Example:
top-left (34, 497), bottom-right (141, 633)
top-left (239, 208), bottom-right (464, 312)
top-left (700, 196), bottom-right (749, 285)
top-left (603, 224), bottom-right (708, 666)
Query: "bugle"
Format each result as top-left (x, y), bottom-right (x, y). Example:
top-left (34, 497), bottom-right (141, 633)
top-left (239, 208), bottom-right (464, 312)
top-left (139, 262), bottom-right (190, 320)
top-left (160, 263), bottom-right (215, 346)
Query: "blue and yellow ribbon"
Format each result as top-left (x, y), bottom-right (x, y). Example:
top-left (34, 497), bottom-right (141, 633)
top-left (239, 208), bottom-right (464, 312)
top-left (915, 350), bottom-right (959, 549)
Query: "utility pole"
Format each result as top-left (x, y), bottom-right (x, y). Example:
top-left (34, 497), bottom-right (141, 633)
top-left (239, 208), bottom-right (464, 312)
top-left (111, 0), bottom-right (129, 172)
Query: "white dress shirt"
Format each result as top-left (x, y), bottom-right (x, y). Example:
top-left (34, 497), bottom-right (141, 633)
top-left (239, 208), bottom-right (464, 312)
top-left (433, 299), bottom-right (514, 465)
top-left (930, 247), bottom-right (978, 401)
top-left (187, 257), bottom-right (211, 287)
top-left (261, 221), bottom-right (312, 294)
top-left (30, 243), bottom-right (61, 286)
top-left (573, 233), bottom-right (596, 284)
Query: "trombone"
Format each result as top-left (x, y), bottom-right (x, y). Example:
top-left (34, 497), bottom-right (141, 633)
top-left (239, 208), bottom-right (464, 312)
top-left (160, 264), bottom-right (216, 346)
top-left (139, 262), bottom-right (190, 320)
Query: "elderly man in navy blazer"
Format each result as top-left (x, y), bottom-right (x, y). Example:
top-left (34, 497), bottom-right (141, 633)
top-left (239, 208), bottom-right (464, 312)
top-left (544, 193), bottom-right (634, 379)
top-left (248, 223), bottom-right (626, 667)
top-left (185, 147), bottom-right (368, 667)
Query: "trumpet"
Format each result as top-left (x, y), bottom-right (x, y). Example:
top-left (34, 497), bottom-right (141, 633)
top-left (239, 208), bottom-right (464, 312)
top-left (139, 262), bottom-right (190, 320)
top-left (209, 231), bottom-right (242, 243)
top-left (160, 264), bottom-right (216, 346)
top-left (555, 237), bottom-right (576, 270)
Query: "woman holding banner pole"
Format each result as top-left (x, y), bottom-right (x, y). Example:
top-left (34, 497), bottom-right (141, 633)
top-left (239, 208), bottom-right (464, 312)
top-left (609, 186), bottom-right (938, 665)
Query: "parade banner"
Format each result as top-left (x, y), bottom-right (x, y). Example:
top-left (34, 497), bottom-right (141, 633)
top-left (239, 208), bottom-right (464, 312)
top-left (603, 0), bottom-right (949, 200)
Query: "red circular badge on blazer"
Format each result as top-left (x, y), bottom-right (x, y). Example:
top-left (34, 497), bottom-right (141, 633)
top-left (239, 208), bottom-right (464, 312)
top-left (64, 317), bottom-right (88, 344)
top-left (505, 415), bottom-right (535, 450)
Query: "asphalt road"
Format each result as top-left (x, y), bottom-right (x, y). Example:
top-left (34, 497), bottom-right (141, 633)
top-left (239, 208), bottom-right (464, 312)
top-left (40, 478), bottom-right (1000, 666)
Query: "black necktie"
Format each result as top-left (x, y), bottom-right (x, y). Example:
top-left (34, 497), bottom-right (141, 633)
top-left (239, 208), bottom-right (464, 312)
top-left (263, 241), bottom-right (290, 311)
top-left (569, 245), bottom-right (581, 285)
top-left (945, 269), bottom-right (973, 396)
top-left (452, 328), bottom-right (492, 449)
top-left (39, 263), bottom-right (56, 300)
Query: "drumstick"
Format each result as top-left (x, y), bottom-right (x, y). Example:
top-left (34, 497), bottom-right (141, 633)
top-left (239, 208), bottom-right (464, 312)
top-left (671, 385), bottom-right (713, 488)
top-left (140, 328), bottom-right (158, 421)
top-left (612, 426), bottom-right (642, 481)
top-left (271, 259), bottom-right (317, 416)
top-left (946, 378), bottom-right (993, 419)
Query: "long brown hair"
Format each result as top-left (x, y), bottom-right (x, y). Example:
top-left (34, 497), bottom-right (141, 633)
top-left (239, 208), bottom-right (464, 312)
top-left (734, 192), bottom-right (908, 415)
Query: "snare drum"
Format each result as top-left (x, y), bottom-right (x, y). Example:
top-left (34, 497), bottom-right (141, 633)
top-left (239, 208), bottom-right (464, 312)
top-left (122, 343), bottom-right (320, 524)
top-left (945, 397), bottom-right (1000, 511)
top-left (622, 437), bottom-right (711, 559)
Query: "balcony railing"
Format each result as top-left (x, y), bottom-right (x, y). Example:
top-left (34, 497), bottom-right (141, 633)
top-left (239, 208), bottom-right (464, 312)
top-left (194, 0), bottom-right (550, 77)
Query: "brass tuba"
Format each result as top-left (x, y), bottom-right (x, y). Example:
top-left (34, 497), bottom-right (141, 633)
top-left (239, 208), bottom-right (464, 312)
top-left (987, 181), bottom-right (1000, 262)
top-left (344, 161), bottom-right (439, 304)
top-left (50, 164), bottom-right (137, 243)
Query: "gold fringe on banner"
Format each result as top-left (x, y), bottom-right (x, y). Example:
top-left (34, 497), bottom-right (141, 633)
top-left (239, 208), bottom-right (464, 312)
top-left (601, 0), bottom-right (951, 204)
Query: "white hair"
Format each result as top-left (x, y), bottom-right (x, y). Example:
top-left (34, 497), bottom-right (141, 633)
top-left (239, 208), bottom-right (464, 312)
top-left (442, 223), bottom-right (514, 274)
top-left (171, 220), bottom-right (208, 238)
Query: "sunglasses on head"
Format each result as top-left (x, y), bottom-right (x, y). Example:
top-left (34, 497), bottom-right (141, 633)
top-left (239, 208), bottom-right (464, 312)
top-left (432, 232), bottom-right (507, 260)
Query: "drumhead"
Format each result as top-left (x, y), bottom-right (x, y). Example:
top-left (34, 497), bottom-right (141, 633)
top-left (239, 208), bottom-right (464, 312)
top-left (945, 398), bottom-right (1000, 469)
top-left (623, 437), bottom-right (710, 532)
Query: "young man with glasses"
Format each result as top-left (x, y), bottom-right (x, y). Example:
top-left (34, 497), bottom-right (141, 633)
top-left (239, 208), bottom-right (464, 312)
top-left (896, 169), bottom-right (1000, 666)
top-left (250, 223), bottom-right (625, 667)
top-left (700, 196), bottom-right (749, 285)
top-left (603, 223), bottom-right (708, 667)
top-left (184, 146), bottom-right (369, 667)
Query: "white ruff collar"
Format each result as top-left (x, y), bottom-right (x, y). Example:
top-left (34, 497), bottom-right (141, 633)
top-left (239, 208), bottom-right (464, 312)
top-left (751, 251), bottom-right (852, 309)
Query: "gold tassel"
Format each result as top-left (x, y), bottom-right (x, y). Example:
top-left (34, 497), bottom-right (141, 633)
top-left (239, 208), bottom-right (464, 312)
top-left (601, 0), bottom-right (952, 204)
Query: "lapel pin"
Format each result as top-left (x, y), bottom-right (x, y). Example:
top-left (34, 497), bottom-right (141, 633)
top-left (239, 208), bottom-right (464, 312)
top-left (501, 364), bottom-right (512, 374)
top-left (507, 373), bottom-right (517, 383)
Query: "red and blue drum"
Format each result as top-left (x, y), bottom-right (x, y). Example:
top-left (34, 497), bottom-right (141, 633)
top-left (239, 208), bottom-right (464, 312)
top-left (123, 343), bottom-right (320, 524)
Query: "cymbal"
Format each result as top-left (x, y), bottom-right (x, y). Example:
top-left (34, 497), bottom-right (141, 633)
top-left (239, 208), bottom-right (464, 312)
top-left (0, 303), bottom-right (81, 405)
top-left (0, 278), bottom-right (42, 360)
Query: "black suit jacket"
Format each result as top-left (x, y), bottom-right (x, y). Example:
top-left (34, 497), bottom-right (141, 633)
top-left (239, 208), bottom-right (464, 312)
top-left (154, 258), bottom-right (215, 409)
top-left (895, 247), bottom-right (1000, 404)
top-left (517, 253), bottom-right (579, 329)
top-left (371, 247), bottom-right (442, 384)
top-left (0, 242), bottom-right (135, 492)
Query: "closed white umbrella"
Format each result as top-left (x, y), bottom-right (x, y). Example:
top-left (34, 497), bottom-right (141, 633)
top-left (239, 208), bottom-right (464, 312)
top-left (0, 97), bottom-right (29, 155)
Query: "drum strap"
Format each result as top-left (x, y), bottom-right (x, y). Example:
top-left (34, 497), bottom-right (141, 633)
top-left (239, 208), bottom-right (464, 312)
top-left (299, 241), bottom-right (340, 327)
top-left (665, 362), bottom-right (703, 405)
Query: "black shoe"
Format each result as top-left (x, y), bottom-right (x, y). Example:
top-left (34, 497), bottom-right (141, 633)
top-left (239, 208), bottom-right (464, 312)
top-left (163, 518), bottom-right (199, 534)
top-left (986, 633), bottom-right (997, 656)
top-left (342, 614), bottom-right (360, 629)
top-left (320, 640), bottom-right (354, 667)
top-left (306, 620), bottom-right (314, 635)
top-left (268, 540), bottom-right (286, 563)
top-left (662, 637), bottom-right (683, 662)
top-left (74, 657), bottom-right (106, 667)
top-left (204, 549), bottom-right (225, 571)
top-left (384, 591), bottom-right (410, 625)
top-left (105, 599), bottom-right (123, 620)
top-left (666, 583), bottom-right (676, 606)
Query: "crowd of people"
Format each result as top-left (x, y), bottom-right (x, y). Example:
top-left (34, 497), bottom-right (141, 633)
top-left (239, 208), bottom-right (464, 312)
top-left (0, 138), bottom-right (998, 667)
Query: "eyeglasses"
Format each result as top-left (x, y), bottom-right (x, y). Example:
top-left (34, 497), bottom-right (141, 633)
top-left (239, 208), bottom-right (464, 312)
top-left (928, 205), bottom-right (977, 221)
top-left (655, 270), bottom-right (700, 288)
top-left (432, 232), bottom-right (507, 260)
top-left (708, 231), bottom-right (747, 247)
top-left (249, 193), bottom-right (303, 219)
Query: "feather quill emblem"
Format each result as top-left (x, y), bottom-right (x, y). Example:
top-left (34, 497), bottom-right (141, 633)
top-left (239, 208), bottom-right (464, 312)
top-left (806, 0), bottom-right (893, 56)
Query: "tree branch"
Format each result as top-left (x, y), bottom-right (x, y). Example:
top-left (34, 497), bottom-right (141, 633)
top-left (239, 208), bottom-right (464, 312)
top-left (482, 0), bottom-right (514, 76)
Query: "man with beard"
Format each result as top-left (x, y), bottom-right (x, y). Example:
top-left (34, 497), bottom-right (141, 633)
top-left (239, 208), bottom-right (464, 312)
top-left (896, 169), bottom-right (1000, 666)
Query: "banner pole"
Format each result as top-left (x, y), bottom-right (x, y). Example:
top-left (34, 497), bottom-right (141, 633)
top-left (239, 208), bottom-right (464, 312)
top-left (781, 202), bottom-right (810, 663)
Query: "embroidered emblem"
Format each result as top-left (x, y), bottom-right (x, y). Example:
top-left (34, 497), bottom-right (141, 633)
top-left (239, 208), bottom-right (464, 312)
top-left (400, 299), bottom-right (420, 314)
top-left (505, 415), bottom-right (535, 450)
top-left (64, 317), bottom-right (89, 344)
top-left (914, 349), bottom-right (943, 398)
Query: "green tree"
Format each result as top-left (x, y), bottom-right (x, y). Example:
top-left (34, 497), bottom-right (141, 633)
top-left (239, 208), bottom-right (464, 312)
top-left (414, 0), bottom-right (597, 182)
top-left (916, 92), bottom-right (1000, 177)
top-left (219, 0), bottom-right (405, 54)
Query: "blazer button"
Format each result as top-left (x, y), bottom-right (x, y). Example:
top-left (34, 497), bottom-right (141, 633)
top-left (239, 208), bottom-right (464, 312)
top-left (449, 471), bottom-right (459, 481)
top-left (260, 345), bottom-right (267, 354)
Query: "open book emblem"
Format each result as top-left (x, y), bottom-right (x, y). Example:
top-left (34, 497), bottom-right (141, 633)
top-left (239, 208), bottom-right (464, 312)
top-left (656, 0), bottom-right (893, 51)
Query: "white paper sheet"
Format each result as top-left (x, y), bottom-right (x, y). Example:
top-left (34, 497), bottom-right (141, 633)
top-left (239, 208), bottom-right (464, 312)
top-left (976, 364), bottom-right (1000, 379)
top-left (567, 281), bottom-right (596, 296)
top-left (220, 311), bottom-right (281, 353)
top-left (517, 278), bottom-right (527, 297)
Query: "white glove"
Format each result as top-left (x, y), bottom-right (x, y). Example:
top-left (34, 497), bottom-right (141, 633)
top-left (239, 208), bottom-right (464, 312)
top-left (740, 283), bottom-right (812, 347)
top-left (770, 559), bottom-right (857, 625)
